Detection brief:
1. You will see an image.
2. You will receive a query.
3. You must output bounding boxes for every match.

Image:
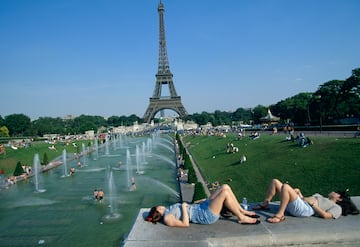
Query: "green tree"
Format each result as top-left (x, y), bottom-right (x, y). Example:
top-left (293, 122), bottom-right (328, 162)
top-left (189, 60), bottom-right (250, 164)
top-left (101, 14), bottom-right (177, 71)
top-left (43, 152), bottom-right (49, 166)
top-left (107, 116), bottom-right (122, 126)
top-left (232, 108), bottom-right (252, 123)
top-left (0, 126), bottom-right (10, 137)
top-left (32, 117), bottom-right (67, 136)
top-left (341, 68), bottom-right (360, 117)
top-left (273, 93), bottom-right (313, 125)
top-left (252, 105), bottom-right (268, 124)
top-left (127, 114), bottom-right (142, 126)
top-left (190, 112), bottom-right (210, 125)
top-left (71, 115), bottom-right (107, 134)
top-left (0, 115), bottom-right (4, 127)
top-left (315, 80), bottom-right (345, 123)
top-left (4, 114), bottom-right (31, 136)
top-left (213, 110), bottom-right (232, 126)
top-left (13, 161), bottom-right (24, 176)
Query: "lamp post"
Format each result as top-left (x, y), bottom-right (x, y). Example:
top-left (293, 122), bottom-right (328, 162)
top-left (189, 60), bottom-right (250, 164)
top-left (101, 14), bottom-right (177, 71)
top-left (319, 104), bottom-right (322, 132)
top-left (315, 95), bottom-right (322, 133)
top-left (307, 100), bottom-right (311, 125)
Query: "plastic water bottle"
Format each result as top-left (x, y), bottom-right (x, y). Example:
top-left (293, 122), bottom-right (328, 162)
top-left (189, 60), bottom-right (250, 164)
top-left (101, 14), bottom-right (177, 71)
top-left (242, 197), bottom-right (248, 210)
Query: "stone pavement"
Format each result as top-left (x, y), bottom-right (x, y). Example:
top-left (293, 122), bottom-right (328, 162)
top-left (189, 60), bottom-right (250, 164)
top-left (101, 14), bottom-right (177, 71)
top-left (122, 197), bottom-right (360, 247)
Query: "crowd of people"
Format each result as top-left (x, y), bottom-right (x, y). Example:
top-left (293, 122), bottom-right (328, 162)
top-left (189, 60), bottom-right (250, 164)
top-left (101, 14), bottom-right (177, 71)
top-left (0, 165), bottom-right (34, 190)
top-left (284, 126), bottom-right (313, 147)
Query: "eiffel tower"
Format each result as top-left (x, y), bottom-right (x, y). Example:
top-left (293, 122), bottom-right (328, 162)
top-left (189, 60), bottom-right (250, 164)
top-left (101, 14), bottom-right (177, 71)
top-left (143, 1), bottom-right (188, 123)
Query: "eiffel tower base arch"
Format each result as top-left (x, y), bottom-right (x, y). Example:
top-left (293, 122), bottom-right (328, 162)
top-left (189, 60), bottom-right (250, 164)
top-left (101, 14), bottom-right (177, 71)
top-left (143, 97), bottom-right (187, 123)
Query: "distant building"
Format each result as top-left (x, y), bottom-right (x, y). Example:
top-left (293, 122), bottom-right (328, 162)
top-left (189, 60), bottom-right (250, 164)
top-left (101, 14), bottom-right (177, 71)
top-left (43, 134), bottom-right (60, 141)
top-left (62, 115), bottom-right (76, 120)
top-left (85, 130), bottom-right (95, 139)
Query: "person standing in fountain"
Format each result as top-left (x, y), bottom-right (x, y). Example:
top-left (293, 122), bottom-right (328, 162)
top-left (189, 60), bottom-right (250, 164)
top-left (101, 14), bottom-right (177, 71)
top-left (94, 189), bottom-right (99, 201)
top-left (131, 177), bottom-right (136, 191)
top-left (69, 167), bottom-right (75, 175)
top-left (98, 189), bottom-right (104, 203)
top-left (146, 184), bottom-right (260, 227)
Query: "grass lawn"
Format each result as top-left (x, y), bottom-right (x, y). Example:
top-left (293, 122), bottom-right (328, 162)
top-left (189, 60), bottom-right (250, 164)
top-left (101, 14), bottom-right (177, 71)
top-left (183, 133), bottom-right (360, 202)
top-left (0, 140), bottom-right (91, 176)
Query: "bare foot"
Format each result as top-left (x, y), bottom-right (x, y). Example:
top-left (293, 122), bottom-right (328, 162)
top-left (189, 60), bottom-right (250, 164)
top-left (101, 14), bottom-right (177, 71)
top-left (244, 211), bottom-right (257, 217)
top-left (242, 210), bottom-right (260, 218)
top-left (238, 215), bottom-right (259, 225)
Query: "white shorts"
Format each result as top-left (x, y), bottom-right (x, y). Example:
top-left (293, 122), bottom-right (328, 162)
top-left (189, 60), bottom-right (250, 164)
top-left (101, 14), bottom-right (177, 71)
top-left (286, 196), bottom-right (315, 217)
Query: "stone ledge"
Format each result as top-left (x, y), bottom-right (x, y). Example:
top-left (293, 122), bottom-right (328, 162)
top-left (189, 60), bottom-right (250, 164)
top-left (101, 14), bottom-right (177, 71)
top-left (123, 197), bottom-right (360, 247)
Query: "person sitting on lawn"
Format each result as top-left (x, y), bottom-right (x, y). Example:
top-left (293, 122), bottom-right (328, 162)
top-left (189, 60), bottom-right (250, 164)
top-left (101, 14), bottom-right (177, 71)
top-left (239, 154), bottom-right (247, 164)
top-left (253, 178), bottom-right (347, 223)
top-left (249, 131), bottom-right (259, 140)
top-left (146, 184), bottom-right (260, 227)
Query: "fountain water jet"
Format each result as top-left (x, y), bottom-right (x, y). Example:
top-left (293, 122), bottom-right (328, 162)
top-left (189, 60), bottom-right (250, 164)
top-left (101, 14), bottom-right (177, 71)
top-left (126, 149), bottom-right (132, 190)
top-left (105, 135), bottom-right (110, 155)
top-left (146, 138), bottom-right (153, 153)
top-left (160, 136), bottom-right (174, 145)
top-left (152, 153), bottom-right (176, 167)
top-left (142, 177), bottom-right (179, 198)
top-left (94, 137), bottom-right (99, 160)
top-left (141, 142), bottom-right (148, 164)
top-left (135, 145), bottom-right (144, 174)
top-left (33, 153), bottom-right (46, 193)
top-left (61, 149), bottom-right (69, 177)
top-left (103, 169), bottom-right (120, 220)
top-left (111, 134), bottom-right (115, 150)
top-left (118, 134), bottom-right (124, 148)
top-left (81, 143), bottom-right (87, 166)
top-left (156, 142), bottom-right (175, 153)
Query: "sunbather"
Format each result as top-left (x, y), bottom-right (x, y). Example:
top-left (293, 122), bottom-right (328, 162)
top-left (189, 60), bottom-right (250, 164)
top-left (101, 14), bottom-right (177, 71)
top-left (253, 178), bottom-right (346, 223)
top-left (146, 184), bottom-right (260, 227)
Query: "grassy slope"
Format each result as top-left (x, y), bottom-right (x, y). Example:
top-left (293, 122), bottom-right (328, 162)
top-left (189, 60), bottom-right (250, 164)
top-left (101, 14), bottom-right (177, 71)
top-left (0, 141), bottom-right (86, 176)
top-left (184, 133), bottom-right (360, 202)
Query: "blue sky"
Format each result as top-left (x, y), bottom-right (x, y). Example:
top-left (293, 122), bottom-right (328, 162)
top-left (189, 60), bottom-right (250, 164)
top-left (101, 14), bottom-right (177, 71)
top-left (1, 0), bottom-right (359, 120)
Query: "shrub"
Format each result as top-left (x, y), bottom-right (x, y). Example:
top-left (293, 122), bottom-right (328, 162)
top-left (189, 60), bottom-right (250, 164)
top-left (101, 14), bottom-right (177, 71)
top-left (193, 182), bottom-right (207, 202)
top-left (13, 161), bottom-right (24, 176)
top-left (184, 154), bottom-right (197, 184)
top-left (43, 152), bottom-right (49, 166)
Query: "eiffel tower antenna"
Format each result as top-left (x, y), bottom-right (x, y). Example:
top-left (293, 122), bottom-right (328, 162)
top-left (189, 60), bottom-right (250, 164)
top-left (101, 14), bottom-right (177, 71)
top-left (143, 1), bottom-right (188, 123)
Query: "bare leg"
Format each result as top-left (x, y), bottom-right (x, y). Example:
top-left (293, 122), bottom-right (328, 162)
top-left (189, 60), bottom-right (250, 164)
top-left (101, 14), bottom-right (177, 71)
top-left (265, 179), bottom-right (283, 201)
top-left (267, 183), bottom-right (299, 223)
top-left (208, 184), bottom-right (257, 224)
top-left (209, 184), bottom-right (247, 213)
top-left (257, 179), bottom-right (283, 207)
top-left (274, 183), bottom-right (298, 217)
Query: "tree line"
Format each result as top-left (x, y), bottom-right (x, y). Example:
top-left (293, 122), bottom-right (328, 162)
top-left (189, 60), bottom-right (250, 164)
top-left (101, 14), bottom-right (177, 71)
top-left (0, 114), bottom-right (142, 137)
top-left (0, 68), bottom-right (359, 137)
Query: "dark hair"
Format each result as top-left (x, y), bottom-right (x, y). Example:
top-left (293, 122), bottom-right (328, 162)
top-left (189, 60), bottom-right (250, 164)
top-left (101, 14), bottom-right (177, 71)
top-left (146, 206), bottom-right (163, 224)
top-left (336, 189), bottom-right (359, 216)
